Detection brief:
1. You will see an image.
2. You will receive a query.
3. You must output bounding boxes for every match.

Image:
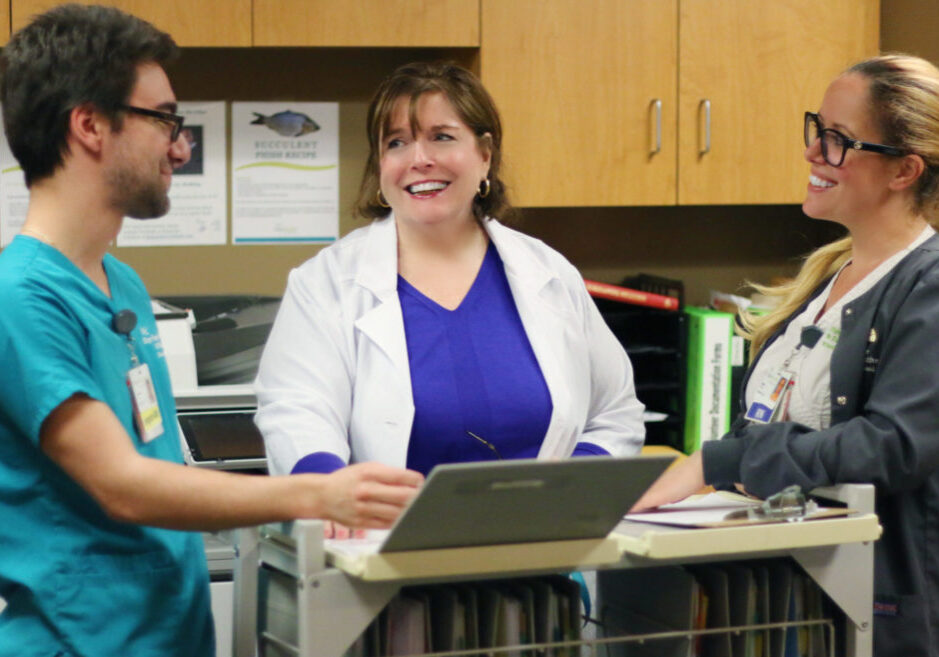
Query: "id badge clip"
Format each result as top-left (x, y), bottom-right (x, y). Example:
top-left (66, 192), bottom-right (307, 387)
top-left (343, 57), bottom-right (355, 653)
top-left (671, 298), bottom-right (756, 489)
top-left (127, 362), bottom-right (164, 442)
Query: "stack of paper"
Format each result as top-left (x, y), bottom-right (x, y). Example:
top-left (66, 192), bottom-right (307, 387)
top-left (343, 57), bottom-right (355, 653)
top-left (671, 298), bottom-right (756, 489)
top-left (625, 492), bottom-right (851, 528)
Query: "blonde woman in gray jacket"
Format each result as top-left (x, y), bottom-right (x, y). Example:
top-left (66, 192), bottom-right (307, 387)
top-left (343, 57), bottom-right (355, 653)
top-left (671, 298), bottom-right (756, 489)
top-left (635, 55), bottom-right (939, 657)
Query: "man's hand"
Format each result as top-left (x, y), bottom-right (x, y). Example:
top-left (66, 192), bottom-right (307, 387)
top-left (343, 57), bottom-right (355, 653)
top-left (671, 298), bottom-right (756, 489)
top-left (39, 396), bottom-right (424, 532)
top-left (312, 462), bottom-right (423, 530)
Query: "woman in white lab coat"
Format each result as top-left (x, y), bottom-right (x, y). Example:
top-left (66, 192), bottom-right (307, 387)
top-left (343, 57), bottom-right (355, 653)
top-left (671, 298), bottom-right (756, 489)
top-left (255, 61), bottom-right (645, 484)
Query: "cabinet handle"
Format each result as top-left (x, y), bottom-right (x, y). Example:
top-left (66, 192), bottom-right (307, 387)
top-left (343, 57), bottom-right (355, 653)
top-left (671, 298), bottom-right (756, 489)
top-left (650, 98), bottom-right (662, 156)
top-left (699, 99), bottom-right (711, 156)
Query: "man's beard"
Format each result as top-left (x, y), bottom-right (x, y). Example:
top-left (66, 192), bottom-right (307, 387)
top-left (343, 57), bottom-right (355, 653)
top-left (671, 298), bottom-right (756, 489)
top-left (107, 158), bottom-right (171, 219)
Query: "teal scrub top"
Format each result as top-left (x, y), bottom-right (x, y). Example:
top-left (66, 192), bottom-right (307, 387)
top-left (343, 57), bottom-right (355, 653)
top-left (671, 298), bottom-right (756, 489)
top-left (0, 236), bottom-right (214, 657)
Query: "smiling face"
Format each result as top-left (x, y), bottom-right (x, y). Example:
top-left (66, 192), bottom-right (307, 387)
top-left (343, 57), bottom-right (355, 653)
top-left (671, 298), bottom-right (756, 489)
top-left (378, 92), bottom-right (491, 231)
top-left (803, 73), bottom-right (904, 225)
top-left (104, 62), bottom-right (191, 219)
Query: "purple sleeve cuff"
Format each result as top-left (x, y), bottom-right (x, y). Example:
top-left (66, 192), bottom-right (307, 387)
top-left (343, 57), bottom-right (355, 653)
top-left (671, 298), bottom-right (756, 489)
top-left (572, 442), bottom-right (610, 457)
top-left (291, 451), bottom-right (346, 475)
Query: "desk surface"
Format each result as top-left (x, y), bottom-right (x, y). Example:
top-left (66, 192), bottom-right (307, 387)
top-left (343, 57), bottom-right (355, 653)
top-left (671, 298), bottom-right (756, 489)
top-left (613, 513), bottom-right (881, 560)
top-left (320, 513), bottom-right (882, 581)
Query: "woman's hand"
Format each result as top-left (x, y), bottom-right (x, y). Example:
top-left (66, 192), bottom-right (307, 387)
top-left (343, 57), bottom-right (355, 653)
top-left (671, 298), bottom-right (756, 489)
top-left (630, 450), bottom-right (706, 512)
top-left (313, 462), bottom-right (423, 530)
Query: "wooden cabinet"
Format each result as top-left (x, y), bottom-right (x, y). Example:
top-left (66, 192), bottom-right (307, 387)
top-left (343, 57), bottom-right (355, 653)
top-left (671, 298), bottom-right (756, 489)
top-left (482, 0), bottom-right (878, 207)
top-left (481, 0), bottom-right (678, 207)
top-left (678, 0), bottom-right (879, 205)
top-left (253, 0), bottom-right (479, 47)
top-left (11, 0), bottom-right (477, 48)
top-left (8, 0), bottom-right (877, 206)
top-left (11, 1), bottom-right (252, 47)
top-left (0, 2), bottom-right (9, 46)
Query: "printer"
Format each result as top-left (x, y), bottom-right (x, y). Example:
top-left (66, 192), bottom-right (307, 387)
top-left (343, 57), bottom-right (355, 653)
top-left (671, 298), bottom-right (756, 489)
top-left (153, 295), bottom-right (279, 473)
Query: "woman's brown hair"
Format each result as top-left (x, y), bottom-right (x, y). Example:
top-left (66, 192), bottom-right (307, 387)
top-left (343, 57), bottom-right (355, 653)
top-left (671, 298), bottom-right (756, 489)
top-left (355, 61), bottom-right (512, 223)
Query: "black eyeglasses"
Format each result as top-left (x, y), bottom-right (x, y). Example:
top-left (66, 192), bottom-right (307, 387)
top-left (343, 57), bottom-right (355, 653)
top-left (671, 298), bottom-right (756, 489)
top-left (121, 104), bottom-right (185, 142)
top-left (804, 111), bottom-right (905, 167)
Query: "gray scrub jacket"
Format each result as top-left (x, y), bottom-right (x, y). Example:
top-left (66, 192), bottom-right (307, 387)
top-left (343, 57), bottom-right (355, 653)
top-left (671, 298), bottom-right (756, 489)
top-left (704, 233), bottom-right (939, 657)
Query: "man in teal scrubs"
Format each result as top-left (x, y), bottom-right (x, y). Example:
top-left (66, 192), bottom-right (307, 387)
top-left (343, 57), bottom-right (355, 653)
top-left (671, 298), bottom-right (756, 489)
top-left (0, 6), bottom-right (422, 655)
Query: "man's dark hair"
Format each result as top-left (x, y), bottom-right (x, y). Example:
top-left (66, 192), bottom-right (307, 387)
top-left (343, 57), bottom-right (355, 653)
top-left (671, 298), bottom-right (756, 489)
top-left (0, 4), bottom-right (178, 187)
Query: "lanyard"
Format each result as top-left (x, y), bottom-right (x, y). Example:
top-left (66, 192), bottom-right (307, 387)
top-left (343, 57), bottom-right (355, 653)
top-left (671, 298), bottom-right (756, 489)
top-left (112, 308), bottom-right (164, 442)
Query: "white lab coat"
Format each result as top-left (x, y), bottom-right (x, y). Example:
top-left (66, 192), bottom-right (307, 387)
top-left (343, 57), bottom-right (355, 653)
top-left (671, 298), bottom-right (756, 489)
top-left (255, 215), bottom-right (645, 475)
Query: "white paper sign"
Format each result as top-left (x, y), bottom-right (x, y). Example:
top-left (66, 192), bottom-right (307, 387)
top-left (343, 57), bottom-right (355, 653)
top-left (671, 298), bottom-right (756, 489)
top-left (230, 102), bottom-right (339, 244)
top-left (117, 101), bottom-right (227, 246)
top-left (0, 105), bottom-right (29, 247)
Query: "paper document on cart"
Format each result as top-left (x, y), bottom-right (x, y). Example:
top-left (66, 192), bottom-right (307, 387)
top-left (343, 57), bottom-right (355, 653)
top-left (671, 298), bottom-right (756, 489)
top-left (624, 491), bottom-right (853, 528)
top-left (326, 455), bottom-right (675, 555)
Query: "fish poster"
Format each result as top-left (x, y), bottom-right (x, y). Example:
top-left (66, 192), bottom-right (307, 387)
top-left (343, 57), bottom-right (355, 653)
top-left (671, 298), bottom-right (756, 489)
top-left (230, 101), bottom-right (339, 244)
top-left (0, 104), bottom-right (28, 248)
top-left (117, 101), bottom-right (228, 246)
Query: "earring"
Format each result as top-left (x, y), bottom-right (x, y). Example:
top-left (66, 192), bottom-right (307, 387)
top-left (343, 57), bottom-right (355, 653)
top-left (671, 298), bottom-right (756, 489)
top-left (478, 178), bottom-right (491, 199)
top-left (376, 189), bottom-right (391, 208)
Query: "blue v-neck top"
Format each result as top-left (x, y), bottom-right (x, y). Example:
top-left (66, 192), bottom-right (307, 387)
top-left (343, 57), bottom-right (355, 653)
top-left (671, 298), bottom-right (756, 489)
top-left (398, 242), bottom-right (552, 475)
top-left (290, 242), bottom-right (610, 476)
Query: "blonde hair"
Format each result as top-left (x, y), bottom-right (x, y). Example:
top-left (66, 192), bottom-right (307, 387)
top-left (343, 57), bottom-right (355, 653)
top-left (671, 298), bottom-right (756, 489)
top-left (741, 54), bottom-right (939, 356)
top-left (740, 237), bottom-right (852, 356)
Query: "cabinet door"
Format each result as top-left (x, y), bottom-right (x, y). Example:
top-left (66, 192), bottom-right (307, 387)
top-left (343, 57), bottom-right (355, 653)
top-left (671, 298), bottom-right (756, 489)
top-left (254, 0), bottom-right (479, 47)
top-left (11, 1), bottom-right (251, 47)
top-left (678, 0), bottom-right (879, 205)
top-left (481, 0), bottom-right (678, 207)
top-left (0, 2), bottom-right (9, 46)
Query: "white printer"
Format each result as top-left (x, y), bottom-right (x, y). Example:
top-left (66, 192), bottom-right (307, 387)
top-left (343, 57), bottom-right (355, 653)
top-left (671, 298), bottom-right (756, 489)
top-left (152, 296), bottom-right (279, 473)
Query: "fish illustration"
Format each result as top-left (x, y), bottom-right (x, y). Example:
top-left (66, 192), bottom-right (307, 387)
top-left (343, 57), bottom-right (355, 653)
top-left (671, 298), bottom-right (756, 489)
top-left (250, 110), bottom-right (320, 137)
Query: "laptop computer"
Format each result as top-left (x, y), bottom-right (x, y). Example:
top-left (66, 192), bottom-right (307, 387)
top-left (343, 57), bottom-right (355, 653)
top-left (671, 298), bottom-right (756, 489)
top-left (379, 454), bottom-right (675, 553)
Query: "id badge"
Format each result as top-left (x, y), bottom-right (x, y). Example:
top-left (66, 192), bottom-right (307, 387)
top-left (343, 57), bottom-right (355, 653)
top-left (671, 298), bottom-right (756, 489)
top-left (126, 363), bottom-right (164, 442)
top-left (745, 368), bottom-right (793, 424)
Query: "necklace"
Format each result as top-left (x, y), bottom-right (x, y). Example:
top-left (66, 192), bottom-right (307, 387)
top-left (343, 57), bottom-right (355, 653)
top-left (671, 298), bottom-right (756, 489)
top-left (19, 226), bottom-right (56, 247)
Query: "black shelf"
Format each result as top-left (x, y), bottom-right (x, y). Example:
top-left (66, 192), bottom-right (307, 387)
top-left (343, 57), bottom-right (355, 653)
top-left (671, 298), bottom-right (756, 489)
top-left (593, 276), bottom-right (687, 452)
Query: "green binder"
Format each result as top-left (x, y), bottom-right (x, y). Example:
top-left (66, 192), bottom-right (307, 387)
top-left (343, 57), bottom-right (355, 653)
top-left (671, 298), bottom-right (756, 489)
top-left (683, 306), bottom-right (734, 453)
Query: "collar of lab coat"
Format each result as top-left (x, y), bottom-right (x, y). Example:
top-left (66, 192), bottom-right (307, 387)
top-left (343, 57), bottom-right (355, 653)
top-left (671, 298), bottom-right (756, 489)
top-left (351, 214), bottom-right (574, 462)
top-left (352, 213), bottom-right (559, 300)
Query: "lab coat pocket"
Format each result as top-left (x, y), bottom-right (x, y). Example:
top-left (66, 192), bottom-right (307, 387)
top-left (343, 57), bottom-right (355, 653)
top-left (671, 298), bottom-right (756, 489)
top-left (349, 384), bottom-right (414, 465)
top-left (349, 334), bottom-right (414, 465)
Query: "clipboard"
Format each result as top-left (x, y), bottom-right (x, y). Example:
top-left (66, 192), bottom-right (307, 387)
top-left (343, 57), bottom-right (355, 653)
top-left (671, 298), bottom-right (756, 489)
top-left (625, 488), bottom-right (853, 529)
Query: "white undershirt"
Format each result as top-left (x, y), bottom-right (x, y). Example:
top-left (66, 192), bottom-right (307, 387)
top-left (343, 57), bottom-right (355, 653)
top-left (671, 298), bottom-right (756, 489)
top-left (745, 225), bottom-right (935, 430)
